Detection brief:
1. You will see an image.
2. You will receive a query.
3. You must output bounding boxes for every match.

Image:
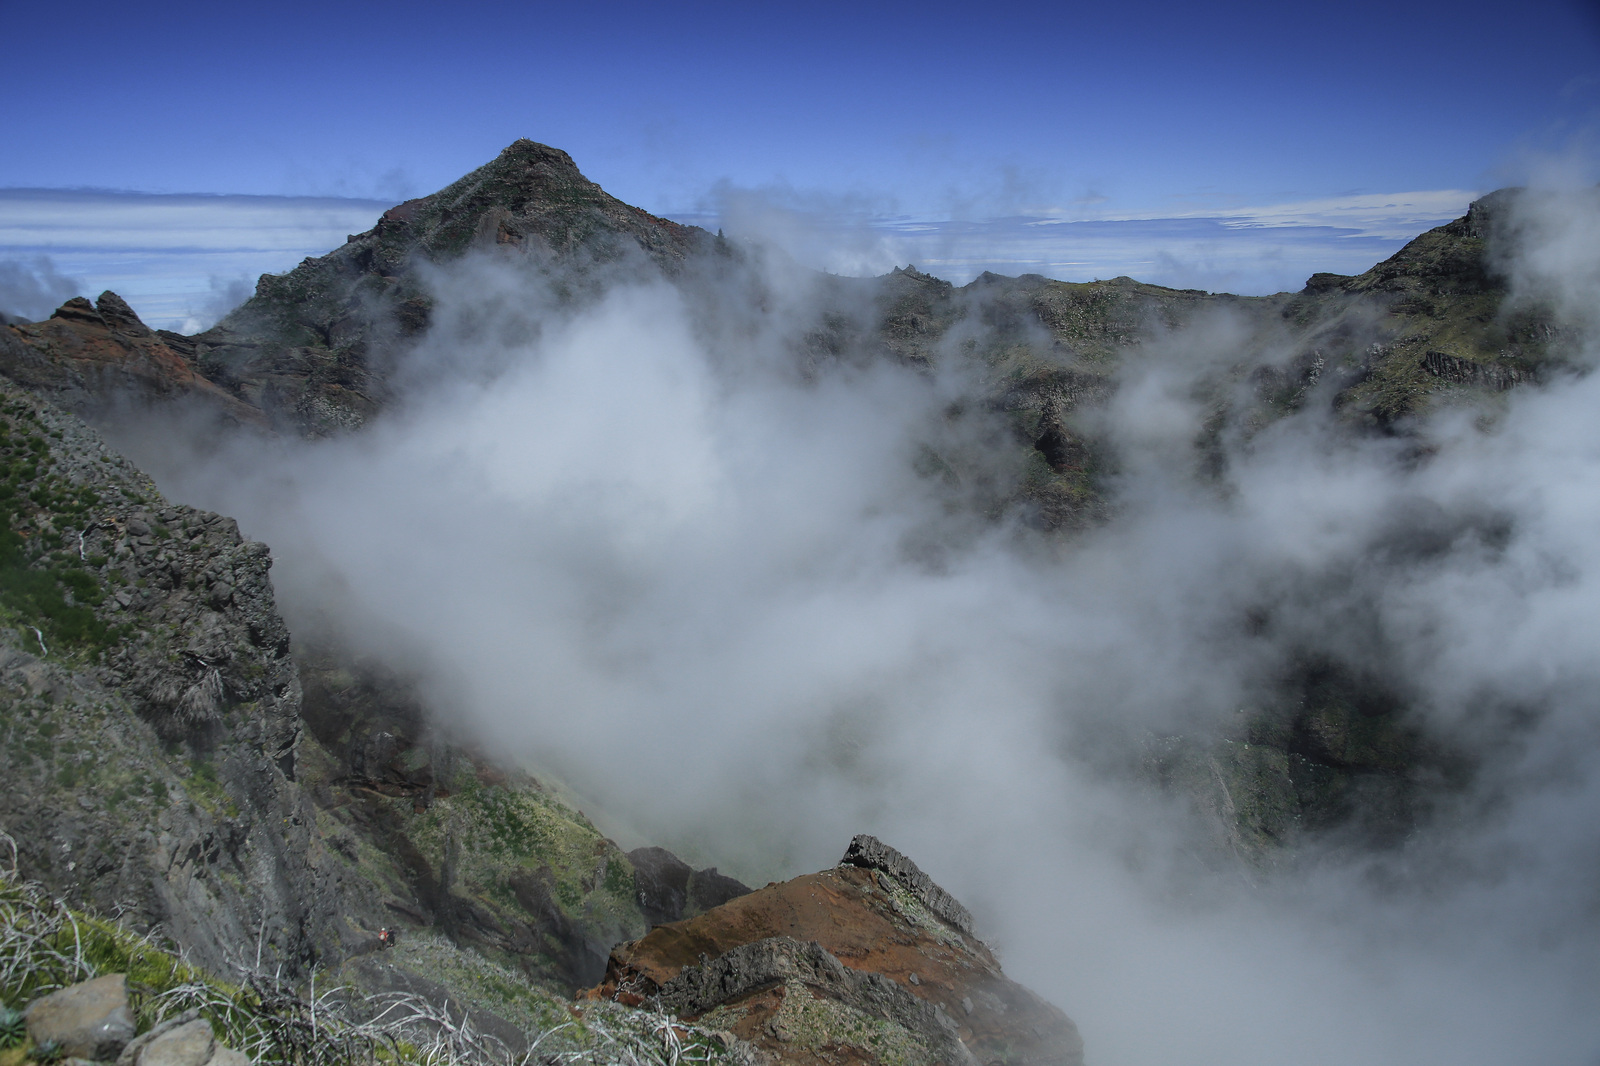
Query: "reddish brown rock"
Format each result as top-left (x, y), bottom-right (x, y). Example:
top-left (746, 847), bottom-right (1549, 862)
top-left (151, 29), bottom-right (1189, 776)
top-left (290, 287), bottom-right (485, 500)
top-left (2, 292), bottom-right (266, 427)
top-left (586, 836), bottom-right (1083, 1066)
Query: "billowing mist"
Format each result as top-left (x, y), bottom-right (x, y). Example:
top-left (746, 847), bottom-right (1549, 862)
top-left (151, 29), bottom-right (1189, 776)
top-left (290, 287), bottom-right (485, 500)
top-left (125, 187), bottom-right (1600, 1065)
top-left (0, 256), bottom-right (80, 321)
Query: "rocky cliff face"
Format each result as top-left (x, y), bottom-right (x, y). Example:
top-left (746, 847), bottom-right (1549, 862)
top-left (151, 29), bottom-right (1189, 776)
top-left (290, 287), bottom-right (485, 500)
top-left (0, 293), bottom-right (265, 428)
top-left (0, 376), bottom-right (346, 974)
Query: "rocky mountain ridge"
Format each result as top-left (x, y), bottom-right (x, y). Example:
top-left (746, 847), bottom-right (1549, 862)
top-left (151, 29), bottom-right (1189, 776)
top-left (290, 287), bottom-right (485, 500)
top-left (0, 375), bottom-right (340, 975)
top-left (0, 139), bottom-right (1580, 1066)
top-left (167, 140), bottom-right (709, 436)
top-left (3, 144), bottom-right (1558, 460)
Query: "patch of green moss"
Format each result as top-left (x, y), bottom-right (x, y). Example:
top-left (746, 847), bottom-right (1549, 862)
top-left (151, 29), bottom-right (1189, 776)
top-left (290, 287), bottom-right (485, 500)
top-left (699, 980), bottom-right (935, 1066)
top-left (181, 759), bottom-right (239, 818)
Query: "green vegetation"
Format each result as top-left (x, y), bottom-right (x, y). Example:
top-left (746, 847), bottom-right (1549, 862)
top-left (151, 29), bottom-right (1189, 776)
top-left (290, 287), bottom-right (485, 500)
top-left (0, 406), bottom-right (131, 658)
top-left (0, 1006), bottom-right (24, 1049)
top-left (0, 525), bottom-right (118, 654)
top-left (400, 770), bottom-right (646, 983)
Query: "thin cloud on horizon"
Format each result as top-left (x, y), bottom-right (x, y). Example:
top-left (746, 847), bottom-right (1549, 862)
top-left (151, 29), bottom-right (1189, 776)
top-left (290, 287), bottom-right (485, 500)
top-left (678, 187), bottom-right (1477, 296)
top-left (0, 189), bottom-right (391, 332)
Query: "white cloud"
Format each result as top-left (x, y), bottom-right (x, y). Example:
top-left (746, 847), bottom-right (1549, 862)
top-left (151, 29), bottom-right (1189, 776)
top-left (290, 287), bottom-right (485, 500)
top-left (1061, 188), bottom-right (1482, 236)
top-left (0, 188), bottom-right (389, 251)
top-left (0, 256), bottom-right (81, 320)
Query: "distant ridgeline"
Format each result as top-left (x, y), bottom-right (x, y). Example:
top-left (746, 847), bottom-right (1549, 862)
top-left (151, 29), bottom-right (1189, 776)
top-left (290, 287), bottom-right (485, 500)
top-left (0, 140), bottom-right (1577, 1066)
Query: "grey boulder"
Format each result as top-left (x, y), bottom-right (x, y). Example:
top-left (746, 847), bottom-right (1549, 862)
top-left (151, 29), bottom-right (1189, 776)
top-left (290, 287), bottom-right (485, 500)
top-left (24, 975), bottom-right (136, 1061)
top-left (115, 1010), bottom-right (253, 1066)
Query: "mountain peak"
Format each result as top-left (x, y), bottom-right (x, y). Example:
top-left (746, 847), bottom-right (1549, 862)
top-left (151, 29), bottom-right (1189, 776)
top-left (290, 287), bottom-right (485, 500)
top-left (179, 141), bottom-right (711, 435)
top-left (499, 137), bottom-right (581, 167)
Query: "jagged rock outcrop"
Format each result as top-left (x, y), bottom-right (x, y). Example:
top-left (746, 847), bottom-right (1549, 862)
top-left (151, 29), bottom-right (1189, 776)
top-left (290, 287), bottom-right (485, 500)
top-left (839, 835), bottom-right (974, 935)
top-left (0, 293), bottom-right (265, 427)
top-left (589, 837), bottom-right (1083, 1066)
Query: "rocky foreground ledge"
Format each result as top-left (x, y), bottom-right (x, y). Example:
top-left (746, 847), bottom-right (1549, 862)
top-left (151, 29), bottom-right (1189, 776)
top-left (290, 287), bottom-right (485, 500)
top-left (586, 835), bottom-right (1084, 1066)
top-left (19, 975), bottom-right (251, 1066)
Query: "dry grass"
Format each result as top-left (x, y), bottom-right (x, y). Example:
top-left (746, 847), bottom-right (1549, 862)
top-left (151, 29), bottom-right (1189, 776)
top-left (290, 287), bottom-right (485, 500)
top-left (0, 832), bottom-right (739, 1066)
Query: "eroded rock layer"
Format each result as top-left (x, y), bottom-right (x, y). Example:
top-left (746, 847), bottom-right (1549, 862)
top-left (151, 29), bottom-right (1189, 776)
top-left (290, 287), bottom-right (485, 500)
top-left (590, 836), bottom-right (1082, 1066)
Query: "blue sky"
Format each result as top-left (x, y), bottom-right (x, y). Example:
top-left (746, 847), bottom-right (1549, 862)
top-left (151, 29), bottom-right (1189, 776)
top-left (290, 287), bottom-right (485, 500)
top-left (2, 0), bottom-right (1597, 327)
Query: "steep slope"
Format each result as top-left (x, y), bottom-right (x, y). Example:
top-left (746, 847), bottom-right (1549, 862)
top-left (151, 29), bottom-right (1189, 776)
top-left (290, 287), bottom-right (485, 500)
top-left (293, 647), bottom-right (750, 992)
top-left (0, 370), bottom-right (749, 1007)
top-left (1279, 187), bottom-right (1562, 426)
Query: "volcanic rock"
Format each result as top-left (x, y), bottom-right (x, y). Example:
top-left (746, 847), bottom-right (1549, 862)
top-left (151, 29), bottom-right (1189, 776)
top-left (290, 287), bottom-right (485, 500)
top-left (128, 1018), bottom-right (214, 1066)
top-left (0, 293), bottom-right (264, 427)
top-left (589, 837), bottom-right (1083, 1066)
top-left (628, 846), bottom-right (753, 927)
top-left (840, 834), bottom-right (973, 935)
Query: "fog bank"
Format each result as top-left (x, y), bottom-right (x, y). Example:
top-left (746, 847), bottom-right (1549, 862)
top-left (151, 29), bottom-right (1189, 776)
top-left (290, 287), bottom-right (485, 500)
top-left (129, 188), bottom-right (1600, 1065)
